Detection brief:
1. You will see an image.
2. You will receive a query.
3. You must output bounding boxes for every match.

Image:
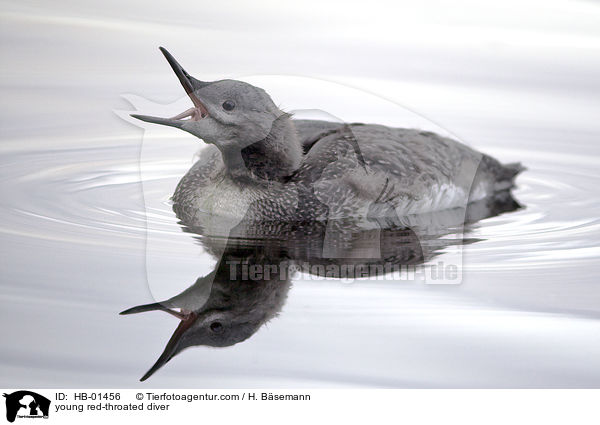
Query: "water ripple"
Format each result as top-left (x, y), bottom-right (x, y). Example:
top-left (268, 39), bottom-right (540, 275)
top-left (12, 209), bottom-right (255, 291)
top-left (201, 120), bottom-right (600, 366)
top-left (1, 137), bottom-right (599, 271)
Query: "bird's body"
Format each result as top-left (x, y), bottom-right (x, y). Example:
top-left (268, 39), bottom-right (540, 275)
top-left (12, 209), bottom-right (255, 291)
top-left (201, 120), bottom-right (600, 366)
top-left (172, 118), bottom-right (523, 224)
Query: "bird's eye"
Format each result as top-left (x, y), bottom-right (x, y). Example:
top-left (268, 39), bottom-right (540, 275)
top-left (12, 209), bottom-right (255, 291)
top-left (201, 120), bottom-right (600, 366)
top-left (222, 100), bottom-right (235, 111)
top-left (209, 322), bottom-right (224, 333)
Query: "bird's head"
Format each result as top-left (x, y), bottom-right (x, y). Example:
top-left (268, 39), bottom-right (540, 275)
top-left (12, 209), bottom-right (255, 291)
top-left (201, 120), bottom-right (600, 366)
top-left (132, 47), bottom-right (286, 157)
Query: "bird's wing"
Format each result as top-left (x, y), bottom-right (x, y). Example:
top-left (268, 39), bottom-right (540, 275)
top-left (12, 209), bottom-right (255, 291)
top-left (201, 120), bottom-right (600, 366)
top-left (292, 119), bottom-right (348, 153)
top-left (292, 123), bottom-right (491, 215)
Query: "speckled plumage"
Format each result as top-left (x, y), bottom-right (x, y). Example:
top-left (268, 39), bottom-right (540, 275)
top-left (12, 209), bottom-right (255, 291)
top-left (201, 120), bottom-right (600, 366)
top-left (172, 118), bottom-right (523, 225)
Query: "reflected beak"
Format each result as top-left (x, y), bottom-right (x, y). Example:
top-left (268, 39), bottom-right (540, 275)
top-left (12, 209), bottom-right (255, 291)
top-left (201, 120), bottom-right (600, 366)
top-left (140, 312), bottom-right (198, 382)
top-left (120, 302), bottom-right (199, 381)
top-left (131, 47), bottom-right (210, 127)
top-left (120, 302), bottom-right (188, 320)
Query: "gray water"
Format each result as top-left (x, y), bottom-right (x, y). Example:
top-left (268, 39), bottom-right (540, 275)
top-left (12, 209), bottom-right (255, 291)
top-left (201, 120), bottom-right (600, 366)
top-left (1, 0), bottom-right (600, 387)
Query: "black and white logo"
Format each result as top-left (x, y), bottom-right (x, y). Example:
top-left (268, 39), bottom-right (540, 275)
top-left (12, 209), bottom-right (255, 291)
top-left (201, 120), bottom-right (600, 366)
top-left (2, 391), bottom-right (50, 423)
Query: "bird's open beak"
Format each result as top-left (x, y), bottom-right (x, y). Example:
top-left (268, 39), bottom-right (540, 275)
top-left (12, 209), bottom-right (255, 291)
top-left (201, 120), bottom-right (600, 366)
top-left (131, 47), bottom-right (210, 127)
top-left (120, 302), bottom-right (198, 381)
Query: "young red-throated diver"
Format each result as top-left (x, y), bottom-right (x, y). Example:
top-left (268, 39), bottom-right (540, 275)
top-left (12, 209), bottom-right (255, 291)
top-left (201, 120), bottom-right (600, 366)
top-left (131, 48), bottom-right (524, 225)
top-left (126, 48), bottom-right (525, 380)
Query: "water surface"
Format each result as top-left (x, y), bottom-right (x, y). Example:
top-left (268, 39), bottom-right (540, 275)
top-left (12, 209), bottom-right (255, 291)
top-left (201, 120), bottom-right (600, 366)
top-left (1, 0), bottom-right (600, 387)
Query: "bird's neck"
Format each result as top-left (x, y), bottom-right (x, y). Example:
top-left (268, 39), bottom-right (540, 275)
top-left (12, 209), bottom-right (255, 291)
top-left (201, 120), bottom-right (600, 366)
top-left (222, 114), bottom-right (302, 182)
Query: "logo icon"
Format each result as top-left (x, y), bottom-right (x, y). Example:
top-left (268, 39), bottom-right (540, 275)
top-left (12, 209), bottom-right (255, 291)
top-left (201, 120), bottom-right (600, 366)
top-left (2, 391), bottom-right (50, 423)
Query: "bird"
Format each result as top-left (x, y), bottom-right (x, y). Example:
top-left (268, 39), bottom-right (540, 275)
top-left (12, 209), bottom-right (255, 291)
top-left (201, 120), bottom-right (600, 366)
top-left (131, 47), bottom-right (524, 227)
top-left (122, 47), bottom-right (525, 381)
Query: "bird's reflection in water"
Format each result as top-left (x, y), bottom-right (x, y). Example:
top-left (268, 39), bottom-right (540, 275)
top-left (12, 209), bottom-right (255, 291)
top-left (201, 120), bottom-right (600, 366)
top-left (121, 191), bottom-right (520, 381)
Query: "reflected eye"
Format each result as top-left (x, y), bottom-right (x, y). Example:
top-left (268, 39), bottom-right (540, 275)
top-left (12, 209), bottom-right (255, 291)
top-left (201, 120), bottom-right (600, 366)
top-left (209, 322), bottom-right (224, 333)
top-left (222, 100), bottom-right (235, 111)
